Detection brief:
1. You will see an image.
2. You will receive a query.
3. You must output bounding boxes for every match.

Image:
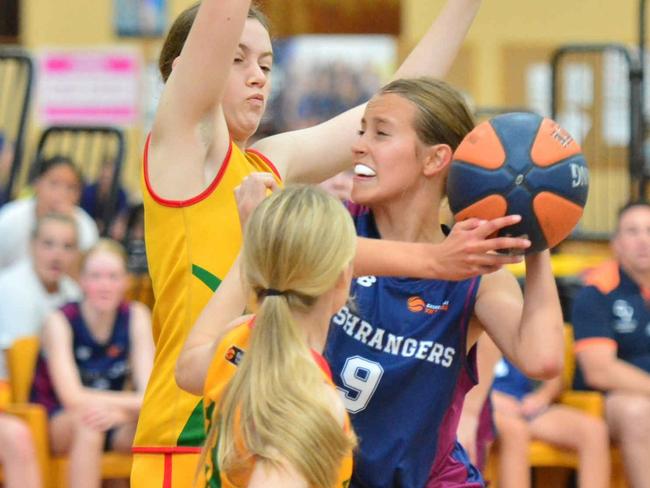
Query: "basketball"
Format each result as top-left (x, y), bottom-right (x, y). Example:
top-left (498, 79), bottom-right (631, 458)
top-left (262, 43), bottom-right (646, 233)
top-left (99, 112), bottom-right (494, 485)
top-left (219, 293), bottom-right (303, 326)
top-left (447, 112), bottom-right (589, 253)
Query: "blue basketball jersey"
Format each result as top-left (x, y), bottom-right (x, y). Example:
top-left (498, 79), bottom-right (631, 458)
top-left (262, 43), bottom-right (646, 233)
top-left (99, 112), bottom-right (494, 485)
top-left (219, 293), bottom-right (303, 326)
top-left (325, 209), bottom-right (482, 488)
top-left (31, 302), bottom-right (131, 415)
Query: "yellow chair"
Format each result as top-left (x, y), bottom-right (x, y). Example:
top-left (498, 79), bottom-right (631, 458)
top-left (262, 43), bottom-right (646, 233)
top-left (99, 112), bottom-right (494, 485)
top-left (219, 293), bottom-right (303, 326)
top-left (6, 336), bottom-right (133, 488)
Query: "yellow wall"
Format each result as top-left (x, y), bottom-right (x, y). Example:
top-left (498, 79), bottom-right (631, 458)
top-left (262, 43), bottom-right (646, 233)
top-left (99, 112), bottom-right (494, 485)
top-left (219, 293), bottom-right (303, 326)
top-left (15, 0), bottom-right (650, 200)
top-left (18, 0), bottom-right (197, 196)
top-left (404, 0), bottom-right (645, 106)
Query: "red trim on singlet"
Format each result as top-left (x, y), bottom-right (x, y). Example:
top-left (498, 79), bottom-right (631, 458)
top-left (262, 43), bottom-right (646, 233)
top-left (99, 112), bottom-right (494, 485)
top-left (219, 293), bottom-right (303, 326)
top-left (311, 350), bottom-right (333, 379)
top-left (246, 148), bottom-right (282, 180)
top-left (162, 453), bottom-right (172, 488)
top-left (131, 446), bottom-right (202, 454)
top-left (143, 133), bottom-right (234, 208)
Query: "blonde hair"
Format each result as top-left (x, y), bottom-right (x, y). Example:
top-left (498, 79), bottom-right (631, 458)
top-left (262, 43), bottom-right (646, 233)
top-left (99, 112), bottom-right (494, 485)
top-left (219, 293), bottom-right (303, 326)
top-left (80, 238), bottom-right (128, 273)
top-left (204, 185), bottom-right (357, 487)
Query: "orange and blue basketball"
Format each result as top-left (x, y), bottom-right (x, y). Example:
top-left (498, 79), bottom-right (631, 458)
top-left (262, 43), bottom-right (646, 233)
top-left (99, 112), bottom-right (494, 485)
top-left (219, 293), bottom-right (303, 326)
top-left (447, 112), bottom-right (589, 253)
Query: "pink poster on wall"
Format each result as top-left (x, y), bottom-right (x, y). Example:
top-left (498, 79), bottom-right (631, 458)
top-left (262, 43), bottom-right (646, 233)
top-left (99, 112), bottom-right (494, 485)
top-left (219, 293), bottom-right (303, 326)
top-left (37, 49), bottom-right (141, 126)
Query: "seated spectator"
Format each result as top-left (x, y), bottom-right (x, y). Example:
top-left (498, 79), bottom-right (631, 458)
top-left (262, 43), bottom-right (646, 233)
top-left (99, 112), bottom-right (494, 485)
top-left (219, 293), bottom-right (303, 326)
top-left (80, 158), bottom-right (129, 241)
top-left (0, 213), bottom-right (81, 382)
top-left (491, 357), bottom-right (609, 488)
top-left (0, 413), bottom-right (41, 488)
top-left (123, 203), bottom-right (147, 274)
top-left (573, 201), bottom-right (650, 488)
top-left (0, 155), bottom-right (98, 269)
top-left (30, 239), bottom-right (153, 488)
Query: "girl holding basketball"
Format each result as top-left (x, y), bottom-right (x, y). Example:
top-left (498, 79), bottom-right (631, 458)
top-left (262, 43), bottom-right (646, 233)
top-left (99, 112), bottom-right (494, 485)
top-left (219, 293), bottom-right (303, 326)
top-left (320, 77), bottom-right (565, 487)
top-left (136, 0), bottom-right (531, 485)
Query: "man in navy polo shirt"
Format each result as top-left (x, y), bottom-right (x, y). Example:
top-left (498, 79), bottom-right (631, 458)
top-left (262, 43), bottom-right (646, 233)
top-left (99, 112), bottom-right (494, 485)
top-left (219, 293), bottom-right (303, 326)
top-left (572, 201), bottom-right (650, 488)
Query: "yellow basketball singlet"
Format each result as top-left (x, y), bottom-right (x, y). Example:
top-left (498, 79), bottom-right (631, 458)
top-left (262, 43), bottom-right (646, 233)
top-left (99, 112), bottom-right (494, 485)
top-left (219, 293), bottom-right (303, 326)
top-left (201, 322), bottom-right (353, 488)
top-left (131, 137), bottom-right (281, 488)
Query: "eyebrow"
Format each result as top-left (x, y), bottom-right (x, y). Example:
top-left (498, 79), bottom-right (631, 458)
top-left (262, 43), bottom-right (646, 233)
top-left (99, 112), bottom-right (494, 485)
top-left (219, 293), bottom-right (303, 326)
top-left (368, 116), bottom-right (394, 127)
top-left (238, 43), bottom-right (274, 60)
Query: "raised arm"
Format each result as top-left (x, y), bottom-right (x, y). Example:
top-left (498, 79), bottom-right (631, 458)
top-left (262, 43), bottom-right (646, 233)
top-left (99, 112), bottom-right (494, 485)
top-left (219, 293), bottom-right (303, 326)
top-left (148, 0), bottom-right (251, 200)
top-left (253, 0), bottom-right (482, 184)
top-left (472, 251), bottom-right (564, 380)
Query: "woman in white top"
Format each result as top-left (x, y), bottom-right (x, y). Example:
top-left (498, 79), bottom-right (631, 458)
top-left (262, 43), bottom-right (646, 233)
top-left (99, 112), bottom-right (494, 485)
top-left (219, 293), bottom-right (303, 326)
top-left (0, 155), bottom-right (98, 269)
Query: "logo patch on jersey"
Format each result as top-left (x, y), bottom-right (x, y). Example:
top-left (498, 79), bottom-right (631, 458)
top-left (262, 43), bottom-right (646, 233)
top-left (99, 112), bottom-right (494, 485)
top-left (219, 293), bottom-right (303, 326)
top-left (106, 345), bottom-right (123, 358)
top-left (225, 345), bottom-right (245, 366)
top-left (612, 299), bottom-right (637, 333)
top-left (407, 296), bottom-right (449, 315)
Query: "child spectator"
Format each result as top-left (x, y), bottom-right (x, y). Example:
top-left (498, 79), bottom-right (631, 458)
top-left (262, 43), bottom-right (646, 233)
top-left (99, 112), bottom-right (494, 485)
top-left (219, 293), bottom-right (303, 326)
top-left (30, 239), bottom-right (153, 488)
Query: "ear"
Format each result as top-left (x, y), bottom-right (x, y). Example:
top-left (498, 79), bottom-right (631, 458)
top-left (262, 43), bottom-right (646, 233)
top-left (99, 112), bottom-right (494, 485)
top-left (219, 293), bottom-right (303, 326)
top-left (171, 56), bottom-right (181, 71)
top-left (422, 144), bottom-right (453, 177)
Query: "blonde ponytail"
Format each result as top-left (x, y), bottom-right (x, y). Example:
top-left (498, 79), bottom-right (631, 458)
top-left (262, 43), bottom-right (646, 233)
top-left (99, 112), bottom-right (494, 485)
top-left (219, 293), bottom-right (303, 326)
top-left (205, 185), bottom-right (357, 487)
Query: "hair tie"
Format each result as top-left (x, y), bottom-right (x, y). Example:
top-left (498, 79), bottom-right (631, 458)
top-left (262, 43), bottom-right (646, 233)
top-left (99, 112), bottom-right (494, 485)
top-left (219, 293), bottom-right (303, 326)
top-left (263, 288), bottom-right (285, 297)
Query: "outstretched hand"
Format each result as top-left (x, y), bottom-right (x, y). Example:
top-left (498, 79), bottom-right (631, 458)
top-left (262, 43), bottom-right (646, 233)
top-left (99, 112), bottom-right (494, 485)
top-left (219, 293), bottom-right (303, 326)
top-left (234, 172), bottom-right (279, 231)
top-left (435, 215), bottom-right (531, 280)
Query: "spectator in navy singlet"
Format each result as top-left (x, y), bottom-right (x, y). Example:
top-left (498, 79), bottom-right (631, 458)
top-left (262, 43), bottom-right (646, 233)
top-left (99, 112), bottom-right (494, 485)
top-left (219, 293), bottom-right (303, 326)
top-left (31, 239), bottom-right (153, 488)
top-left (490, 356), bottom-right (609, 488)
top-left (324, 78), bottom-right (565, 488)
top-left (572, 201), bottom-right (650, 488)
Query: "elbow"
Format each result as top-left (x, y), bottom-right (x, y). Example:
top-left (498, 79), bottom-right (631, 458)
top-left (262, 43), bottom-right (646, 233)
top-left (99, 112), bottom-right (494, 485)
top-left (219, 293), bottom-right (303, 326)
top-left (520, 353), bottom-right (564, 381)
top-left (175, 359), bottom-right (202, 396)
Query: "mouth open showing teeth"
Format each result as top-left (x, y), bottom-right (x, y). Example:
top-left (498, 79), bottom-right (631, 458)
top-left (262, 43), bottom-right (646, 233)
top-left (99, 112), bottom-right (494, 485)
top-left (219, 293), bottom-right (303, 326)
top-left (354, 164), bottom-right (376, 177)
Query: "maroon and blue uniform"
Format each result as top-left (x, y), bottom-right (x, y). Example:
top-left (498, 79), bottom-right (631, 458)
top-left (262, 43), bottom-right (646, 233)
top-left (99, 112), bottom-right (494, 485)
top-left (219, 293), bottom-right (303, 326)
top-left (31, 301), bottom-right (131, 416)
top-left (325, 208), bottom-right (483, 488)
